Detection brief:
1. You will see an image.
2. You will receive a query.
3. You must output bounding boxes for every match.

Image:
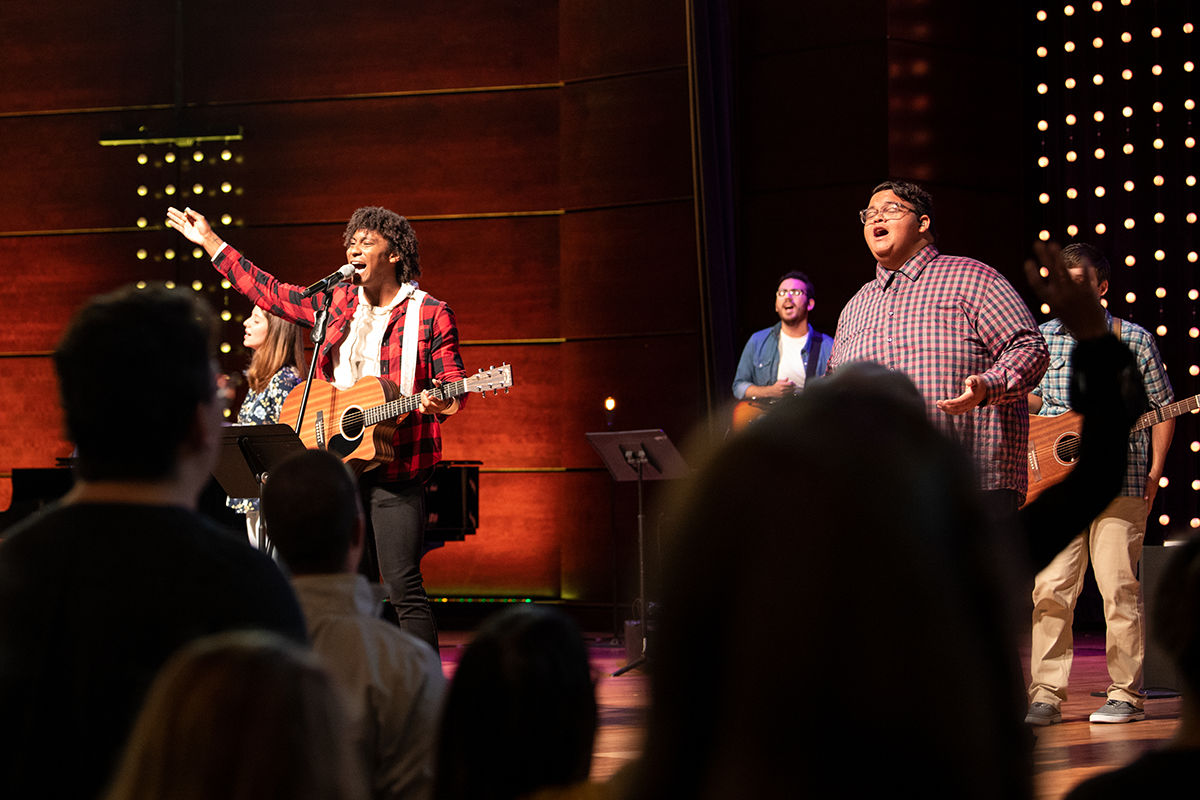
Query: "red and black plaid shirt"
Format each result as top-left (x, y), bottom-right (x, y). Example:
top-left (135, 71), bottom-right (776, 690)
top-left (214, 246), bottom-right (467, 483)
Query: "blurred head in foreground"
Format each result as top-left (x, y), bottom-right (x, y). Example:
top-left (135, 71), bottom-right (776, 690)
top-left (103, 630), bottom-right (367, 800)
top-left (633, 362), bottom-right (1032, 799)
top-left (434, 605), bottom-right (597, 800)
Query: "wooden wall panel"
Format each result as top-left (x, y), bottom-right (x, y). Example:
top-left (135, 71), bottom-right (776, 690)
top-left (559, 470), bottom-right (631, 602)
top-left (422, 471), bottom-right (565, 596)
top-left (184, 0), bottom-right (559, 102)
top-left (416, 216), bottom-right (560, 341)
top-left (560, 0), bottom-right (686, 80)
top-left (560, 71), bottom-right (693, 209)
top-left (0, 111), bottom-right (176, 233)
top-left (154, 92), bottom-right (560, 221)
top-left (0, 0), bottom-right (173, 113)
top-left (560, 203), bottom-right (698, 338)
top-left (446, 344), bottom-right (562, 469)
top-left (0, 359), bottom-right (69, 469)
top-left (0, 234), bottom-right (171, 352)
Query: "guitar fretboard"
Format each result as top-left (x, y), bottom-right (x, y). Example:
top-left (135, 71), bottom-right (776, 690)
top-left (1132, 393), bottom-right (1200, 432)
top-left (362, 379), bottom-right (467, 429)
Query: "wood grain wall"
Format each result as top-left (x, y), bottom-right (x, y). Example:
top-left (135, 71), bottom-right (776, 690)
top-left (0, 0), bottom-right (704, 607)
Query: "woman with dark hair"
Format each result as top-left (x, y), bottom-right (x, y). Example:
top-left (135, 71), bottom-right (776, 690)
top-left (101, 630), bottom-right (368, 800)
top-left (227, 305), bottom-right (306, 547)
top-left (433, 605), bottom-right (610, 800)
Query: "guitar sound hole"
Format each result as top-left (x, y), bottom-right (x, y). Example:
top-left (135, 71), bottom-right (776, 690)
top-left (1053, 432), bottom-right (1081, 466)
top-left (340, 407), bottom-right (365, 441)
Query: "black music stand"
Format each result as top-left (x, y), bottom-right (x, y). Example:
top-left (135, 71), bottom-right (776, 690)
top-left (213, 424), bottom-right (309, 555)
top-left (586, 429), bottom-right (689, 676)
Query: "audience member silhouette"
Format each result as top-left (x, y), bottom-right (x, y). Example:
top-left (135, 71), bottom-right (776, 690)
top-left (101, 630), bottom-right (367, 800)
top-left (0, 285), bottom-right (306, 800)
top-left (433, 605), bottom-right (607, 800)
top-left (262, 448), bottom-right (446, 800)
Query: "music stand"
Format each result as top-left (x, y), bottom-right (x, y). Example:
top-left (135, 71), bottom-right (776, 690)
top-left (586, 429), bottom-right (689, 676)
top-left (213, 423), bottom-right (309, 555)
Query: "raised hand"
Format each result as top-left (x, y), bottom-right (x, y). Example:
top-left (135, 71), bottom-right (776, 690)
top-left (1023, 241), bottom-right (1108, 341)
top-left (166, 207), bottom-right (223, 255)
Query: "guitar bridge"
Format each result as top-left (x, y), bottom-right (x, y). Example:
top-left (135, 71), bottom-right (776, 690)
top-left (1028, 441), bottom-right (1041, 482)
top-left (315, 410), bottom-right (326, 450)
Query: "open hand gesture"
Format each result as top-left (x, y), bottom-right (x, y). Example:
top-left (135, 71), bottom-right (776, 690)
top-left (1023, 241), bottom-right (1108, 341)
top-left (166, 207), bottom-right (222, 254)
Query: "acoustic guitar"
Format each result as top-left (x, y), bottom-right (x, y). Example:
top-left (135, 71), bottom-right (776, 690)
top-left (279, 364), bottom-right (513, 474)
top-left (731, 399), bottom-right (777, 432)
top-left (1024, 392), bottom-right (1200, 505)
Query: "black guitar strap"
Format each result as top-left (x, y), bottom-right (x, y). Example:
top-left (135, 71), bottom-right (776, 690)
top-left (805, 331), bottom-right (824, 380)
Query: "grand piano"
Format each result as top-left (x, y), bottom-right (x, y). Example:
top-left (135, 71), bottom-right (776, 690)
top-left (1, 460), bottom-right (479, 542)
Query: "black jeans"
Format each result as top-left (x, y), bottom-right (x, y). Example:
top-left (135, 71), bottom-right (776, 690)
top-left (358, 472), bottom-right (438, 650)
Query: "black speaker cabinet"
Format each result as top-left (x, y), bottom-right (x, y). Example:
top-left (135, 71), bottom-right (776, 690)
top-left (424, 460), bottom-right (481, 543)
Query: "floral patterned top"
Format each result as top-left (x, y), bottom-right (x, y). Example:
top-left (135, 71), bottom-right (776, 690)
top-left (226, 365), bottom-right (303, 514)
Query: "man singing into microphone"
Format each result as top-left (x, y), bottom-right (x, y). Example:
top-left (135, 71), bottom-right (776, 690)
top-left (166, 205), bottom-right (465, 651)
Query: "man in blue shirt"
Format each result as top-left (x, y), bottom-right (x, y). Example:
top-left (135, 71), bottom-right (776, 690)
top-left (733, 270), bottom-right (833, 404)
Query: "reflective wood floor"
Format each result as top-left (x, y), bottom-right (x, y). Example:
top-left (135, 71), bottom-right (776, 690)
top-left (1023, 631), bottom-right (1182, 799)
top-left (440, 629), bottom-right (1179, 795)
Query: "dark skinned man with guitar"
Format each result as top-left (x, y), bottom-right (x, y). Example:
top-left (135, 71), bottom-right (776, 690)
top-left (1026, 242), bottom-right (1175, 727)
top-left (168, 204), bottom-right (464, 651)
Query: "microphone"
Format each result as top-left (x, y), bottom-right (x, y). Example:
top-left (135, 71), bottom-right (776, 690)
top-left (299, 264), bottom-right (356, 299)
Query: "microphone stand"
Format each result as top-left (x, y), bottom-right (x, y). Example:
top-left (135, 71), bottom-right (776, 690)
top-left (252, 286), bottom-right (334, 559)
top-left (292, 286), bottom-right (336, 438)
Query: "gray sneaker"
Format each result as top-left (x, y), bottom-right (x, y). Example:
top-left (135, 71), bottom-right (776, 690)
top-left (1089, 699), bottom-right (1145, 723)
top-left (1025, 702), bottom-right (1062, 726)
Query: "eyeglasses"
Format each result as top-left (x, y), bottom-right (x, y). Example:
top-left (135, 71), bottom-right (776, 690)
top-left (859, 201), bottom-right (917, 225)
top-left (777, 288), bottom-right (807, 298)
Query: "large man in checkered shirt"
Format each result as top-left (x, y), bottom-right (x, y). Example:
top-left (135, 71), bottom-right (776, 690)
top-left (830, 180), bottom-right (1049, 511)
top-left (167, 205), bottom-right (466, 652)
top-left (1025, 243), bottom-right (1175, 727)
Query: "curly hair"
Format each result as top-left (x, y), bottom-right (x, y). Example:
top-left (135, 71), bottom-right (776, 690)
top-left (343, 207), bottom-right (421, 283)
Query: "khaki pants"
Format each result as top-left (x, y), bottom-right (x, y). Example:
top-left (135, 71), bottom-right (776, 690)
top-left (1028, 495), bottom-right (1147, 709)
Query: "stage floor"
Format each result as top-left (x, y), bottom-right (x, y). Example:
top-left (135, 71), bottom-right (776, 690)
top-left (440, 628), bottom-right (1182, 797)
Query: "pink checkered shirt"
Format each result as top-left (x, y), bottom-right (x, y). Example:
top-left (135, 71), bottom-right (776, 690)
top-left (829, 245), bottom-right (1049, 497)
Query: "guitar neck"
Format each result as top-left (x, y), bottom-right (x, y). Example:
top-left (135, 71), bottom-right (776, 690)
top-left (1132, 393), bottom-right (1200, 432)
top-left (363, 379), bottom-right (467, 429)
